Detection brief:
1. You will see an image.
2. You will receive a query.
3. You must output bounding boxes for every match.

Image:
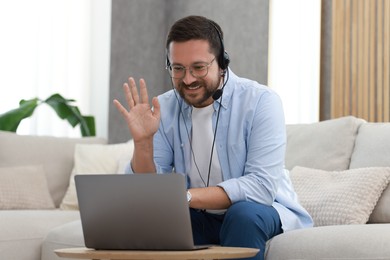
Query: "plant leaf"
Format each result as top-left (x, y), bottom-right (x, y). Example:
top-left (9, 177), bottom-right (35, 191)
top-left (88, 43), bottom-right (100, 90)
top-left (0, 93), bottom-right (95, 137)
top-left (0, 98), bottom-right (39, 132)
top-left (44, 94), bottom-right (75, 120)
top-left (44, 93), bottom-right (95, 136)
top-left (80, 116), bottom-right (96, 137)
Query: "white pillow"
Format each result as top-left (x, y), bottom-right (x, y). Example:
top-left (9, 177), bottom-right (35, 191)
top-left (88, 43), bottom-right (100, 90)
top-left (60, 140), bottom-right (134, 210)
top-left (0, 165), bottom-right (55, 209)
top-left (290, 166), bottom-right (390, 226)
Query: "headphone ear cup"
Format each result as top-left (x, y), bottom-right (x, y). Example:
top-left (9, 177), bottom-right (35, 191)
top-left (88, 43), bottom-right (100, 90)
top-left (219, 51), bottom-right (230, 70)
top-left (166, 56), bottom-right (170, 68)
top-left (223, 51), bottom-right (230, 69)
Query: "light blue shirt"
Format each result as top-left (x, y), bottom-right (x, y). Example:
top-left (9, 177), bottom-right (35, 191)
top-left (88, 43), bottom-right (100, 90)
top-left (128, 69), bottom-right (313, 232)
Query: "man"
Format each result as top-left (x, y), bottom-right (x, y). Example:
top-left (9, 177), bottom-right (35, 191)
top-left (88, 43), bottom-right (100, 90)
top-left (114, 15), bottom-right (312, 260)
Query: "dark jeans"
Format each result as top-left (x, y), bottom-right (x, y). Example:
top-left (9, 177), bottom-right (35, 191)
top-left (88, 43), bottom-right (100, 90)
top-left (190, 201), bottom-right (283, 260)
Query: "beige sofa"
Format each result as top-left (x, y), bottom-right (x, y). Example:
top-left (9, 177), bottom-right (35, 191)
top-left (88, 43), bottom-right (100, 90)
top-left (1, 116), bottom-right (390, 260)
top-left (266, 116), bottom-right (390, 259)
top-left (0, 131), bottom-right (107, 260)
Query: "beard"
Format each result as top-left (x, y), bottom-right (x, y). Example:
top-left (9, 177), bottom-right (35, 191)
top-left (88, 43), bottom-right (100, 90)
top-left (176, 77), bottom-right (221, 107)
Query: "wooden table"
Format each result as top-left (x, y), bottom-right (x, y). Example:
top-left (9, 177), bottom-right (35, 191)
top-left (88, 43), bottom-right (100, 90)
top-left (55, 246), bottom-right (260, 260)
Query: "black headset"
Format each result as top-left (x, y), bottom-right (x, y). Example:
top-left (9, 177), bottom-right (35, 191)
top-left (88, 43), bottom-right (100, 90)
top-left (211, 22), bottom-right (230, 71)
top-left (209, 22), bottom-right (230, 100)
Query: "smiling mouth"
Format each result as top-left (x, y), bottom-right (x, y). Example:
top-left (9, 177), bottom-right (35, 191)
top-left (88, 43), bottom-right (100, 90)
top-left (186, 85), bottom-right (201, 90)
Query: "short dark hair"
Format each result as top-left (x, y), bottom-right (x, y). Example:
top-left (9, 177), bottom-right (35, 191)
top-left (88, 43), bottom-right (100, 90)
top-left (166, 15), bottom-right (224, 63)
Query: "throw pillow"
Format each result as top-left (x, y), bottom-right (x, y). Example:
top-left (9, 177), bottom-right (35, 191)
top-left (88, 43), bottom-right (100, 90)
top-left (290, 166), bottom-right (390, 227)
top-left (60, 140), bottom-right (134, 210)
top-left (0, 165), bottom-right (55, 209)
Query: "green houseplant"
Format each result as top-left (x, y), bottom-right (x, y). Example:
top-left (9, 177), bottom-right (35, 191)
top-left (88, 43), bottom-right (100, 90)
top-left (0, 93), bottom-right (95, 137)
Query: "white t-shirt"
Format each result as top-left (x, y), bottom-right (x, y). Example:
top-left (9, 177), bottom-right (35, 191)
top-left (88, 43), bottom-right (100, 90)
top-left (188, 104), bottom-right (223, 189)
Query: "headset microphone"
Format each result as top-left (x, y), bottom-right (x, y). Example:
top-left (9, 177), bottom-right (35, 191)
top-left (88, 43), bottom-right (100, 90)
top-left (212, 62), bottom-right (230, 101)
top-left (212, 89), bottom-right (223, 100)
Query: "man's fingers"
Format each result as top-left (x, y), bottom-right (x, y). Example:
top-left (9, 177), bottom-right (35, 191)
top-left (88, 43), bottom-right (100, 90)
top-left (139, 78), bottom-right (149, 104)
top-left (129, 77), bottom-right (140, 105)
top-left (123, 83), bottom-right (134, 109)
top-left (113, 99), bottom-right (129, 118)
top-left (152, 97), bottom-right (161, 119)
top-left (118, 77), bottom-right (152, 114)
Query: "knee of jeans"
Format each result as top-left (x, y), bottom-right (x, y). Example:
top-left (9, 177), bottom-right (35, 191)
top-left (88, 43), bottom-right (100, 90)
top-left (226, 201), bottom-right (278, 227)
top-left (225, 202), bottom-right (260, 223)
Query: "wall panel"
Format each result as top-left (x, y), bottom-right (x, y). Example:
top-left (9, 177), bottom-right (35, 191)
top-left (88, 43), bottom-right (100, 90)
top-left (329, 0), bottom-right (390, 122)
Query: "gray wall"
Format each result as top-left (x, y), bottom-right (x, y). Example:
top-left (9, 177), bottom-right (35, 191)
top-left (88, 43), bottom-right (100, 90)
top-left (319, 0), bottom-right (332, 121)
top-left (109, 0), bottom-right (269, 143)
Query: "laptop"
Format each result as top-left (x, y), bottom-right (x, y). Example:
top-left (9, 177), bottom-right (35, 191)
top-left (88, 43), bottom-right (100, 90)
top-left (75, 173), bottom-right (208, 251)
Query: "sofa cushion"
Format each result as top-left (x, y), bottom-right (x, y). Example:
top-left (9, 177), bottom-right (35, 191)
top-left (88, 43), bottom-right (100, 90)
top-left (60, 140), bottom-right (134, 210)
top-left (350, 122), bottom-right (390, 168)
top-left (350, 123), bottom-right (390, 223)
top-left (41, 220), bottom-right (85, 260)
top-left (369, 184), bottom-right (390, 223)
top-left (0, 130), bottom-right (107, 207)
top-left (0, 210), bottom-right (80, 260)
top-left (290, 166), bottom-right (390, 226)
top-left (265, 224), bottom-right (390, 259)
top-left (285, 116), bottom-right (365, 171)
top-left (0, 165), bottom-right (54, 209)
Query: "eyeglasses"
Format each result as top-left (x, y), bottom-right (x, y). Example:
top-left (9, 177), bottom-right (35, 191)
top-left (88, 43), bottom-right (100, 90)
top-left (167, 58), bottom-right (216, 79)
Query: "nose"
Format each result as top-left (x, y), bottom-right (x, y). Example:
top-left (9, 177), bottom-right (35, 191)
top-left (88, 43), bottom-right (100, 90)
top-left (182, 68), bottom-right (197, 85)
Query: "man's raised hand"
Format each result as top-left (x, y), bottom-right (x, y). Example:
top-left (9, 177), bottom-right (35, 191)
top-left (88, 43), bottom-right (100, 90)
top-left (113, 77), bottom-right (161, 143)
